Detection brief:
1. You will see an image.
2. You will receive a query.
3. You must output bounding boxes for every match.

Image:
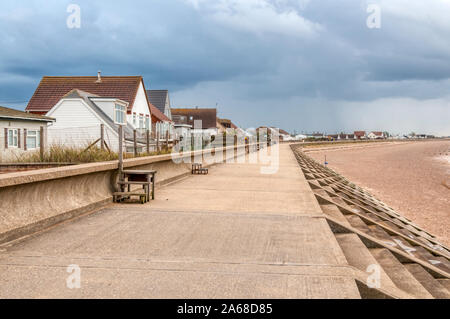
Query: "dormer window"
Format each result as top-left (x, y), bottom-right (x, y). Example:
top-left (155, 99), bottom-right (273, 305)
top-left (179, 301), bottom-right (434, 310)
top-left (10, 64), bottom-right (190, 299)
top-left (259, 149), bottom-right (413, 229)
top-left (114, 104), bottom-right (126, 125)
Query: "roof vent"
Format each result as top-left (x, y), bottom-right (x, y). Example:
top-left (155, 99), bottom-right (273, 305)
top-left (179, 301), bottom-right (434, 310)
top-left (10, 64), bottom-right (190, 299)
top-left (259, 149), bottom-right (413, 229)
top-left (96, 70), bottom-right (102, 83)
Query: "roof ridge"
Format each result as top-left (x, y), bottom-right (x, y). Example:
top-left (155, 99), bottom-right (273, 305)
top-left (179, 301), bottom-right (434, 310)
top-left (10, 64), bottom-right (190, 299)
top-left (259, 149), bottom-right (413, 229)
top-left (42, 75), bottom-right (143, 78)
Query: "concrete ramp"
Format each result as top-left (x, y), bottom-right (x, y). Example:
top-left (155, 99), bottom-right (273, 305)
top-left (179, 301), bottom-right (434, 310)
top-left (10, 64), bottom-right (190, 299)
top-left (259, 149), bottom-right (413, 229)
top-left (0, 144), bottom-right (361, 298)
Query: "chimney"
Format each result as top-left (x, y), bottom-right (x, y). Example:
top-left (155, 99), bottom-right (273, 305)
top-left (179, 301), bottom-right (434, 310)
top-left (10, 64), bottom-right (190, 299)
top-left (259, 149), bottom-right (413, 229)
top-left (96, 70), bottom-right (102, 83)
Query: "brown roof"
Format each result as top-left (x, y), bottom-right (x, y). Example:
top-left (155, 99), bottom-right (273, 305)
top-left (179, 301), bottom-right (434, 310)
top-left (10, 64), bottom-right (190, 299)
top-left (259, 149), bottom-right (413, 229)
top-left (354, 131), bottom-right (366, 137)
top-left (370, 131), bottom-right (383, 136)
top-left (149, 103), bottom-right (171, 122)
top-left (0, 105), bottom-right (55, 122)
top-left (218, 117), bottom-right (239, 129)
top-left (171, 108), bottom-right (217, 129)
top-left (26, 76), bottom-right (145, 114)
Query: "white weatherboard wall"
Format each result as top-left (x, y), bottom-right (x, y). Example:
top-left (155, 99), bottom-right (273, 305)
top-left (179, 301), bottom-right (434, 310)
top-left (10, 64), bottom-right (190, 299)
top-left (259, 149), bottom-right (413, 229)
top-left (127, 82), bottom-right (151, 130)
top-left (46, 99), bottom-right (120, 151)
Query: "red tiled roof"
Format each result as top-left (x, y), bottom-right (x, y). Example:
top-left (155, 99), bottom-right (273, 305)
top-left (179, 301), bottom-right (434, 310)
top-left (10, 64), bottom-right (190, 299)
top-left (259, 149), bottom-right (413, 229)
top-left (149, 102), bottom-right (171, 122)
top-left (354, 131), bottom-right (366, 137)
top-left (26, 76), bottom-right (144, 114)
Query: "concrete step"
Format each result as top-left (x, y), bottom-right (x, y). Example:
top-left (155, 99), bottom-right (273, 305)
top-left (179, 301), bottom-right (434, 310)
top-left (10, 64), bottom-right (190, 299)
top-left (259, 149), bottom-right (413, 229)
top-left (404, 264), bottom-right (450, 299)
top-left (335, 233), bottom-right (398, 297)
top-left (331, 197), bottom-right (349, 207)
top-left (370, 248), bottom-right (433, 299)
top-left (430, 257), bottom-right (450, 274)
top-left (320, 204), bottom-right (351, 227)
top-left (345, 215), bottom-right (371, 233)
top-left (367, 225), bottom-right (393, 241)
top-left (390, 236), bottom-right (418, 257)
top-left (348, 204), bottom-right (364, 214)
top-left (314, 189), bottom-right (331, 199)
top-left (436, 279), bottom-right (450, 291)
top-left (435, 257), bottom-right (450, 269)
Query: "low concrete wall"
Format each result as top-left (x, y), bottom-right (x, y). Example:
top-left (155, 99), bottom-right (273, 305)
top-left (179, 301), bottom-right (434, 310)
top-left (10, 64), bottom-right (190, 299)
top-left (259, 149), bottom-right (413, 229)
top-left (0, 163), bottom-right (74, 174)
top-left (0, 144), bottom-right (259, 244)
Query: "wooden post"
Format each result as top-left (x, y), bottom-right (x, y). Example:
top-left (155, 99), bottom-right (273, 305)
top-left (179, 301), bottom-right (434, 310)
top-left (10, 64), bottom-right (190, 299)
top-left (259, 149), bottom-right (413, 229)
top-left (133, 129), bottom-right (138, 156)
top-left (156, 131), bottom-right (160, 153)
top-left (222, 132), bottom-right (226, 162)
top-left (100, 124), bottom-right (105, 150)
top-left (23, 128), bottom-right (27, 151)
top-left (118, 125), bottom-right (123, 175)
top-left (165, 130), bottom-right (169, 151)
top-left (40, 126), bottom-right (44, 161)
top-left (146, 129), bottom-right (150, 154)
top-left (256, 128), bottom-right (260, 151)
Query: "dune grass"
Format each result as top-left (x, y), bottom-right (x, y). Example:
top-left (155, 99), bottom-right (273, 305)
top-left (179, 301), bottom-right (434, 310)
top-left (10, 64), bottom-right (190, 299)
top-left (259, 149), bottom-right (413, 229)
top-left (4, 144), bottom-right (173, 164)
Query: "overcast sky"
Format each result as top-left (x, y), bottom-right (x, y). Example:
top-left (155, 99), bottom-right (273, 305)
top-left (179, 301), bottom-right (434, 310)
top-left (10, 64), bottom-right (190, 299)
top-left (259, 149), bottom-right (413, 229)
top-left (1, 0), bottom-right (449, 135)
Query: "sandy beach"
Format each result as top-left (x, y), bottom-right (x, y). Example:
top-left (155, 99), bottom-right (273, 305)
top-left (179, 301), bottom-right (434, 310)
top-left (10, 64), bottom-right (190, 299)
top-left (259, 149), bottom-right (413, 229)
top-left (306, 140), bottom-right (450, 247)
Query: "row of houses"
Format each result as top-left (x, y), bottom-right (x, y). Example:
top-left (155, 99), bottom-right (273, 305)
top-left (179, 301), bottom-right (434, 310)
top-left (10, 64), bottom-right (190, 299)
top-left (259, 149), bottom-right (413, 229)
top-left (0, 72), bottom-right (251, 159)
top-left (301, 131), bottom-right (388, 141)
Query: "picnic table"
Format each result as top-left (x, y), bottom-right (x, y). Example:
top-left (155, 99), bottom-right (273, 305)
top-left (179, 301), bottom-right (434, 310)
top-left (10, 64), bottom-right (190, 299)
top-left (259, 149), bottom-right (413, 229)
top-left (113, 169), bottom-right (157, 204)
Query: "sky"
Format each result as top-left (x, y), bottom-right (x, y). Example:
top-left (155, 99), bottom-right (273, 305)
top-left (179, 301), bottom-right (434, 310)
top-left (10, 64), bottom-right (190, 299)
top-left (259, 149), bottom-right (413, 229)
top-left (0, 0), bottom-right (449, 135)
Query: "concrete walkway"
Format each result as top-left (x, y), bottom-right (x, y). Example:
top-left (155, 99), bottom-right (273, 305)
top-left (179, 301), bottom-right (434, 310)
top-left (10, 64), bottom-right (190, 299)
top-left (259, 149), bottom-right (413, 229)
top-left (0, 144), bottom-right (360, 298)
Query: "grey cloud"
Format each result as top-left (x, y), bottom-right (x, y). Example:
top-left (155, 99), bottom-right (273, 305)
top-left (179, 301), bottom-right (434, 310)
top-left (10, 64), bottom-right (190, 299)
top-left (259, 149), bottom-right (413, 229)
top-left (0, 0), bottom-right (448, 134)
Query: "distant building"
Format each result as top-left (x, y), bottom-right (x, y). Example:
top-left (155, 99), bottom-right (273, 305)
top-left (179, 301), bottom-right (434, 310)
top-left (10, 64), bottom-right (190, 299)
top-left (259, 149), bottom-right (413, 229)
top-left (368, 131), bottom-right (384, 139)
top-left (146, 89), bottom-right (174, 139)
top-left (294, 134), bottom-right (307, 140)
top-left (171, 108), bottom-right (218, 136)
top-left (278, 129), bottom-right (293, 141)
top-left (0, 105), bottom-right (55, 161)
top-left (354, 131), bottom-right (366, 140)
top-left (309, 132), bottom-right (325, 139)
top-left (146, 90), bottom-right (172, 119)
top-left (217, 118), bottom-right (236, 133)
top-left (328, 134), bottom-right (339, 140)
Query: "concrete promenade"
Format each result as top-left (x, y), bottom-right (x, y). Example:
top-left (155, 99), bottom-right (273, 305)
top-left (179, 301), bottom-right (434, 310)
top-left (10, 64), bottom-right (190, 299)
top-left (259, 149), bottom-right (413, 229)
top-left (0, 144), bottom-right (360, 298)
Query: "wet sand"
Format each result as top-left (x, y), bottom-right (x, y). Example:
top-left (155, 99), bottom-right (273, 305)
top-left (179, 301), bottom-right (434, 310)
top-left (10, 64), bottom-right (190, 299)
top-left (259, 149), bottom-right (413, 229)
top-left (306, 140), bottom-right (450, 247)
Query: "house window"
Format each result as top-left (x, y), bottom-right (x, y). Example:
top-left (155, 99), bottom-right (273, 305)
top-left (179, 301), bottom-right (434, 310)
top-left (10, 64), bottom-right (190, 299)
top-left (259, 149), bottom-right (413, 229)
top-left (133, 113), bottom-right (137, 126)
top-left (145, 116), bottom-right (150, 130)
top-left (114, 104), bottom-right (126, 125)
top-left (26, 130), bottom-right (40, 149)
top-left (8, 129), bottom-right (18, 147)
top-left (139, 114), bottom-right (144, 129)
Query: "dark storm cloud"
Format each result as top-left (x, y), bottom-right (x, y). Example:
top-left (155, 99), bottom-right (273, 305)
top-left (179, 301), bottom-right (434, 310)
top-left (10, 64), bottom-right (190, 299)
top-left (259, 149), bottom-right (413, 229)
top-left (0, 0), bottom-right (449, 134)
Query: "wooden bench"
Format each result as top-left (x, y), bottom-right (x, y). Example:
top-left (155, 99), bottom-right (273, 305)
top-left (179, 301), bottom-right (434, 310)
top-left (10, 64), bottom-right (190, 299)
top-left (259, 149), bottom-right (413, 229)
top-left (113, 169), bottom-right (157, 204)
top-left (192, 163), bottom-right (208, 175)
